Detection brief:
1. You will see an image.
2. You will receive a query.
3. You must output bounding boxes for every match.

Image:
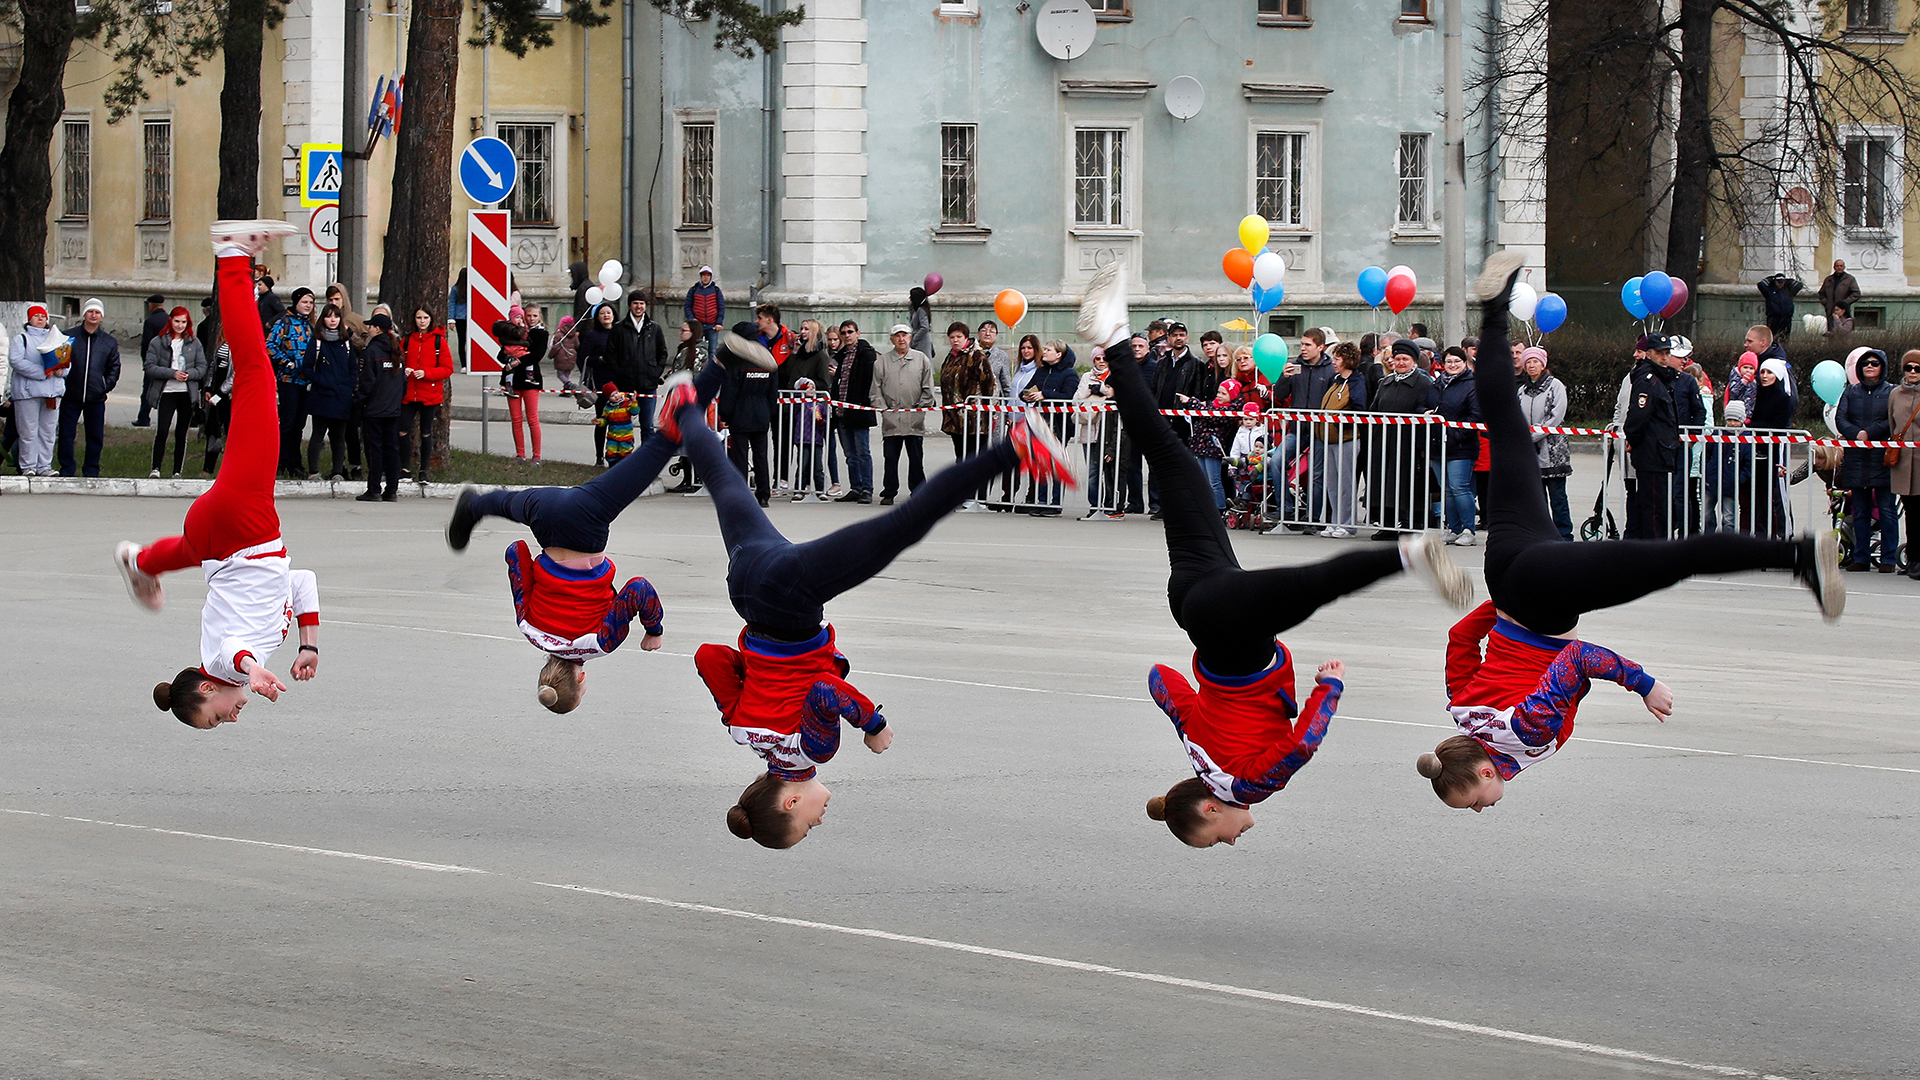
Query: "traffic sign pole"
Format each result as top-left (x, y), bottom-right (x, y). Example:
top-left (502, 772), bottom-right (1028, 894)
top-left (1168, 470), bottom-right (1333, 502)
top-left (340, 0), bottom-right (369, 328)
top-left (468, 210), bottom-right (511, 455)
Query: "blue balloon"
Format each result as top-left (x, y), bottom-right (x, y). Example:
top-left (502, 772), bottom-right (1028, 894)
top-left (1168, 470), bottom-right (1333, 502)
top-left (1252, 281), bottom-right (1285, 314)
top-left (1638, 271), bottom-right (1673, 315)
top-left (1534, 292), bottom-right (1568, 334)
top-left (1356, 266), bottom-right (1388, 308)
top-left (1621, 276), bottom-right (1649, 319)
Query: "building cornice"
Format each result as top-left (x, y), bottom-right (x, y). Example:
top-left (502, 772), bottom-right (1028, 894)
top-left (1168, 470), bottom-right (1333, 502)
top-left (1241, 82), bottom-right (1333, 104)
top-left (1059, 80), bottom-right (1156, 99)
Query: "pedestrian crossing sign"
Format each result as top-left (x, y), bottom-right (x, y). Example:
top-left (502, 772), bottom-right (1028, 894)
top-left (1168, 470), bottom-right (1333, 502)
top-left (301, 143), bottom-right (345, 207)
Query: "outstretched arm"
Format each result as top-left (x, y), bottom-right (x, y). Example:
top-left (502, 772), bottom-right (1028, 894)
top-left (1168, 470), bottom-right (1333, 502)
top-left (289, 569), bottom-right (320, 680)
top-left (1512, 641), bottom-right (1664, 746)
top-left (799, 679), bottom-right (887, 763)
top-left (1445, 602), bottom-right (1498, 701)
top-left (1235, 668), bottom-right (1342, 802)
top-left (505, 541), bottom-right (535, 626)
top-left (595, 576), bottom-right (665, 653)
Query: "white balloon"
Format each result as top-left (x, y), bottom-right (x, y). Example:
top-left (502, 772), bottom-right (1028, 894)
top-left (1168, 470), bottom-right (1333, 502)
top-left (599, 260), bottom-right (623, 287)
top-left (1508, 281), bottom-right (1539, 322)
top-left (585, 286), bottom-right (604, 306)
top-left (1252, 251), bottom-right (1286, 290)
top-left (602, 282), bottom-right (624, 303)
top-left (1387, 264), bottom-right (1415, 282)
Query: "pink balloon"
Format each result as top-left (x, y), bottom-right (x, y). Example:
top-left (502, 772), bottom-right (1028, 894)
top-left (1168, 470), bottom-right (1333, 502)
top-left (923, 272), bottom-right (944, 297)
top-left (1658, 278), bottom-right (1690, 320)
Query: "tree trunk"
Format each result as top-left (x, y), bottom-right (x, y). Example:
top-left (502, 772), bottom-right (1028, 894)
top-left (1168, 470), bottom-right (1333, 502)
top-left (0, 0), bottom-right (78, 300)
top-left (217, 0), bottom-right (270, 220)
top-left (381, 0), bottom-right (462, 470)
top-left (1663, 0), bottom-right (1716, 336)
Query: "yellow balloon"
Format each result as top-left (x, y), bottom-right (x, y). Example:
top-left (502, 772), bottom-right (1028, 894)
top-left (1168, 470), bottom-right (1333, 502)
top-left (1238, 214), bottom-right (1270, 254)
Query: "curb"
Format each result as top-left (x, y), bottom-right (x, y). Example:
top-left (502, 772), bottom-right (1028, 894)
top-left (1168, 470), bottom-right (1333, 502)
top-left (0, 476), bottom-right (666, 500)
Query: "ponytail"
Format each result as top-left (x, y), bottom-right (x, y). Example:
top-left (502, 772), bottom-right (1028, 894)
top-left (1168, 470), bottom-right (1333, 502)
top-left (1419, 735), bottom-right (1493, 800)
top-left (728, 773), bottom-right (801, 849)
top-left (1147, 777), bottom-right (1216, 847)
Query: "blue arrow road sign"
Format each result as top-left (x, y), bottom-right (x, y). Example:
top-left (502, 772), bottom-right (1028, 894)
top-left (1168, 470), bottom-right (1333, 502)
top-left (459, 137), bottom-right (518, 205)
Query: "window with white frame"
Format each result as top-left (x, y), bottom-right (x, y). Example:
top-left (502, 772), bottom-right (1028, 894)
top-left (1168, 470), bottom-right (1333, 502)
top-left (941, 124), bottom-right (978, 226)
top-left (497, 123), bottom-right (554, 226)
top-left (142, 119), bottom-right (171, 222)
top-left (1255, 130), bottom-right (1306, 227)
top-left (62, 119), bottom-right (90, 220)
top-left (681, 121), bottom-right (714, 227)
top-left (1847, 0), bottom-right (1891, 30)
top-left (1399, 0), bottom-right (1429, 20)
top-left (1258, 0), bottom-right (1307, 21)
top-left (1074, 128), bottom-right (1127, 227)
top-left (937, 0), bottom-right (980, 16)
top-left (1088, 0), bottom-right (1130, 18)
top-left (1844, 135), bottom-right (1893, 230)
top-left (1397, 133), bottom-right (1431, 226)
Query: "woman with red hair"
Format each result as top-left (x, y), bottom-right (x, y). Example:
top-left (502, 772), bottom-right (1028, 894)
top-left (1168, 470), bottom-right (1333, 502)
top-left (144, 306), bottom-right (207, 478)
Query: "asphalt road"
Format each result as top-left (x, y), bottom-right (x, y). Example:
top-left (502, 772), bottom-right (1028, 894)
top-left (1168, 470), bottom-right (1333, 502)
top-left (2, 490), bottom-right (1915, 1079)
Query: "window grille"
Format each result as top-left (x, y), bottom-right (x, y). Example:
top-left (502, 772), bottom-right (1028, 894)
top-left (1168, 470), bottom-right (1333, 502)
top-left (497, 123), bottom-right (554, 226)
top-left (63, 120), bottom-right (90, 220)
top-left (142, 120), bottom-right (171, 222)
top-left (1843, 136), bottom-right (1891, 229)
top-left (1398, 132), bottom-right (1430, 226)
top-left (1075, 128), bottom-right (1126, 227)
top-left (681, 122), bottom-right (715, 227)
top-left (941, 124), bottom-right (978, 226)
top-left (1254, 131), bottom-right (1305, 227)
top-left (1848, 0), bottom-right (1890, 30)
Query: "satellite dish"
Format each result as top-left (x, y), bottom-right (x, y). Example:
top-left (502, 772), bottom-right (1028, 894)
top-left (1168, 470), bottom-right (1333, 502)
top-left (1035, 0), bottom-right (1096, 61)
top-left (1165, 76), bottom-right (1204, 121)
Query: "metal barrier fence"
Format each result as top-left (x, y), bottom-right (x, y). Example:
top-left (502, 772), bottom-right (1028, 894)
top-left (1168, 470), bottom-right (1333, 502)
top-left (1595, 426), bottom-right (1820, 542)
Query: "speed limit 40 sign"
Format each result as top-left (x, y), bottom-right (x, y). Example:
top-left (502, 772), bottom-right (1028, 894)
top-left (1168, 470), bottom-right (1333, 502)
top-left (309, 203), bottom-right (340, 253)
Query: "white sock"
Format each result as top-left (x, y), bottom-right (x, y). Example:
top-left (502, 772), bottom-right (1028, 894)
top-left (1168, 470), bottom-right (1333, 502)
top-left (1398, 537), bottom-right (1415, 573)
top-left (214, 244), bottom-right (248, 259)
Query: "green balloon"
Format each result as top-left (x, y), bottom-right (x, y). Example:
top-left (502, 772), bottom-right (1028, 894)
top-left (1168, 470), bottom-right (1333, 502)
top-left (1253, 333), bottom-right (1289, 381)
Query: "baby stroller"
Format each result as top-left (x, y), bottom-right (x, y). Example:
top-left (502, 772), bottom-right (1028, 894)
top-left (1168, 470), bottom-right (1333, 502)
top-left (1225, 449), bottom-right (1272, 531)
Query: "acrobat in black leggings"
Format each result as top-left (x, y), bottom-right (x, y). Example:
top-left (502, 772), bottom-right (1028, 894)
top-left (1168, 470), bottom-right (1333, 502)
top-left (673, 379), bottom-right (1021, 640)
top-left (1102, 339), bottom-right (1405, 676)
top-left (1474, 272), bottom-right (1812, 637)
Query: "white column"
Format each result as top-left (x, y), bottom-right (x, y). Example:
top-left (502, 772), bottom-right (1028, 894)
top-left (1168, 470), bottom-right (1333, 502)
top-left (779, 0), bottom-right (868, 299)
top-left (282, 0), bottom-right (347, 286)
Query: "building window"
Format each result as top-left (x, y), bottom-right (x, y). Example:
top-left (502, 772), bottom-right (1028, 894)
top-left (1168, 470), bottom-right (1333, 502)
top-left (1399, 0), bottom-right (1430, 20)
top-left (940, 124), bottom-right (978, 226)
top-left (681, 121), bottom-right (714, 228)
top-left (937, 0), bottom-right (980, 16)
top-left (1074, 128), bottom-right (1126, 227)
top-left (1258, 0), bottom-right (1308, 23)
top-left (1397, 133), bottom-right (1430, 226)
top-left (142, 119), bottom-right (171, 222)
top-left (1843, 135), bottom-right (1892, 229)
top-left (1255, 130), bottom-right (1306, 227)
top-left (1847, 0), bottom-right (1891, 30)
top-left (1088, 0), bottom-right (1130, 19)
top-left (62, 120), bottom-right (90, 220)
top-left (495, 123), bottom-right (554, 226)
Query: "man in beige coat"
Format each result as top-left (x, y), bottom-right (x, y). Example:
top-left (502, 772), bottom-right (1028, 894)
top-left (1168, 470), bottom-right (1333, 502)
top-left (873, 323), bottom-right (937, 505)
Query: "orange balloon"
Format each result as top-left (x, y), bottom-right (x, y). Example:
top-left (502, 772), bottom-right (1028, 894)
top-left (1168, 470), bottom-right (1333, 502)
top-left (994, 288), bottom-right (1027, 329)
top-left (1223, 248), bottom-right (1255, 289)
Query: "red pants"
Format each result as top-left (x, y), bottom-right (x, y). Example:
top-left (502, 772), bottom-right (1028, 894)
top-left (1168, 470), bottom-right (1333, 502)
top-left (138, 255), bottom-right (282, 576)
top-left (508, 388), bottom-right (543, 459)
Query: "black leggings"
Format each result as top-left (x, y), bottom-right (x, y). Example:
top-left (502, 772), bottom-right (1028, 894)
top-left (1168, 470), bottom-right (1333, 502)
top-left (1474, 290), bottom-right (1801, 635)
top-left (1103, 339), bottom-right (1404, 675)
top-left (675, 366), bottom-right (1019, 638)
top-left (151, 395), bottom-right (193, 474)
top-left (307, 415), bottom-right (352, 477)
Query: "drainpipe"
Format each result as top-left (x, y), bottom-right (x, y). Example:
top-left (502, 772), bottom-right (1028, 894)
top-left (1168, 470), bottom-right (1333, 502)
top-left (622, 0), bottom-right (635, 280)
top-left (1483, 0), bottom-right (1502, 263)
top-left (582, 22), bottom-right (590, 263)
top-left (756, 0), bottom-right (776, 299)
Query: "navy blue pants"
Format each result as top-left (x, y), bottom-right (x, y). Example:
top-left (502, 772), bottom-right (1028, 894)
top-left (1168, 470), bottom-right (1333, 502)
top-left (676, 394), bottom-right (1018, 639)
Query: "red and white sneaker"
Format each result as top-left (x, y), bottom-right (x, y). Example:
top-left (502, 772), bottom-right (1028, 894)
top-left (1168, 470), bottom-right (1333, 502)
top-left (114, 541), bottom-right (165, 612)
top-left (653, 372), bottom-right (699, 442)
top-left (1011, 409), bottom-right (1081, 491)
top-left (1074, 256), bottom-right (1130, 348)
top-left (210, 219), bottom-right (299, 260)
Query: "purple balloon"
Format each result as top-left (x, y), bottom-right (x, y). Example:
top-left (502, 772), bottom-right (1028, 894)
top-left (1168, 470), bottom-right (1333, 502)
top-left (923, 272), bottom-right (944, 297)
top-left (1659, 278), bottom-right (1690, 320)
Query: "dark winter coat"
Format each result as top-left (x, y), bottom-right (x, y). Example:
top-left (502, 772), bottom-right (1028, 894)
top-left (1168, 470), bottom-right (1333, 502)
top-left (1624, 359), bottom-right (1681, 474)
top-left (719, 365), bottom-right (780, 434)
top-left (1370, 368), bottom-right (1437, 415)
top-left (569, 262), bottom-right (594, 321)
top-left (1434, 370), bottom-right (1481, 461)
top-left (306, 332), bottom-right (359, 419)
top-left (785, 336), bottom-right (832, 394)
top-left (1836, 376), bottom-right (1893, 489)
top-left (834, 340), bottom-right (877, 430)
top-left (1673, 372), bottom-right (1707, 429)
top-left (1758, 275), bottom-right (1803, 331)
top-left (606, 315), bottom-right (667, 393)
top-left (501, 326), bottom-right (546, 392)
top-left (1752, 378), bottom-right (1796, 430)
top-left (63, 326), bottom-right (121, 403)
top-left (938, 344), bottom-right (995, 439)
top-left (1819, 270), bottom-right (1862, 316)
top-left (356, 332), bottom-right (406, 419)
top-left (579, 316), bottom-right (614, 390)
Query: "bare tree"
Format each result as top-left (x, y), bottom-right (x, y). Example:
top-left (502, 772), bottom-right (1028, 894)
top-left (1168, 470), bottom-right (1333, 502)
top-left (0, 0), bottom-right (78, 301)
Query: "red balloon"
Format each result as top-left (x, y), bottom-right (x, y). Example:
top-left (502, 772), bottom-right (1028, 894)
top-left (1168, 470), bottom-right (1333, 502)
top-left (1385, 273), bottom-right (1416, 315)
top-left (1222, 248), bottom-right (1254, 289)
top-left (1659, 278), bottom-right (1690, 320)
top-left (923, 272), bottom-right (944, 297)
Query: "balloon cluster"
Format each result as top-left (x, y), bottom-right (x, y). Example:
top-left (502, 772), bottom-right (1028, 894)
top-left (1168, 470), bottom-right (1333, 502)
top-left (1620, 270), bottom-right (1690, 322)
top-left (1353, 264), bottom-right (1417, 315)
top-left (1506, 279), bottom-right (1569, 335)
top-left (583, 260), bottom-right (625, 308)
top-left (1221, 215), bottom-right (1286, 314)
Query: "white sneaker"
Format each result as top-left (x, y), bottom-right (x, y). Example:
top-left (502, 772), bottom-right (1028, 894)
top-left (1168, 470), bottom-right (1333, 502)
top-left (114, 541), bottom-right (165, 612)
top-left (811, 492), bottom-right (830, 503)
top-left (1455, 530), bottom-right (1478, 547)
top-left (1400, 530), bottom-right (1474, 610)
top-left (209, 218), bottom-right (299, 259)
top-left (1074, 257), bottom-right (1129, 347)
top-left (791, 492), bottom-right (806, 502)
top-left (1318, 526), bottom-right (1355, 538)
top-left (1473, 249), bottom-right (1528, 302)
top-left (149, 469), bottom-right (161, 478)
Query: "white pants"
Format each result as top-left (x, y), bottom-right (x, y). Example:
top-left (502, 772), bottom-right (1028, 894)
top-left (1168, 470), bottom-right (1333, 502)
top-left (14, 396), bottom-right (59, 474)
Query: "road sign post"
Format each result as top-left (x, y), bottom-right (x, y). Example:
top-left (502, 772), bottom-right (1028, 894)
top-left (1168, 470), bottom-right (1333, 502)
top-left (467, 209), bottom-right (511, 455)
top-left (300, 143), bottom-right (345, 208)
top-left (459, 137), bottom-right (518, 207)
top-left (308, 204), bottom-right (340, 253)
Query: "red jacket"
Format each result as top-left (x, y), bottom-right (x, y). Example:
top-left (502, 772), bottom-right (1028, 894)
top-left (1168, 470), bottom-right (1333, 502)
top-left (1148, 644), bottom-right (1339, 806)
top-left (400, 328), bottom-right (456, 406)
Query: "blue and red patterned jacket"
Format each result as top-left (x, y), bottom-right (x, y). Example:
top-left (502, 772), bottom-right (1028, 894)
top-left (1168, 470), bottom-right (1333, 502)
top-left (695, 624), bottom-right (886, 781)
top-left (1445, 601), bottom-right (1656, 778)
top-left (1148, 643), bottom-right (1340, 807)
top-left (505, 540), bottom-right (663, 663)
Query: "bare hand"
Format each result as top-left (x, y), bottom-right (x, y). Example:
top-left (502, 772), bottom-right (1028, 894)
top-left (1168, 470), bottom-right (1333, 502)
top-left (865, 726), bottom-right (893, 753)
top-left (1644, 679), bottom-right (1674, 721)
top-left (640, 633), bottom-right (663, 652)
top-left (1317, 658), bottom-right (1345, 682)
top-left (248, 664), bottom-right (288, 701)
top-left (1283, 363), bottom-right (1300, 378)
top-left (291, 650), bottom-right (318, 680)
top-left (174, 370), bottom-right (190, 381)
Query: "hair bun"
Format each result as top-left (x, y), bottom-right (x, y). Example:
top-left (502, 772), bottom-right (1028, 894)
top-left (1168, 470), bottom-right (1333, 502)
top-left (1416, 752), bottom-right (1443, 779)
top-left (1145, 796), bottom-right (1167, 821)
top-left (537, 685), bottom-right (560, 708)
top-left (726, 805), bottom-right (754, 840)
top-left (153, 682), bottom-right (173, 711)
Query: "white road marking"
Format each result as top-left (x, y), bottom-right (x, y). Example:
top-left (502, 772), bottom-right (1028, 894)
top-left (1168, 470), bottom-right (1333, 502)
top-left (0, 805), bottom-right (1788, 1079)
